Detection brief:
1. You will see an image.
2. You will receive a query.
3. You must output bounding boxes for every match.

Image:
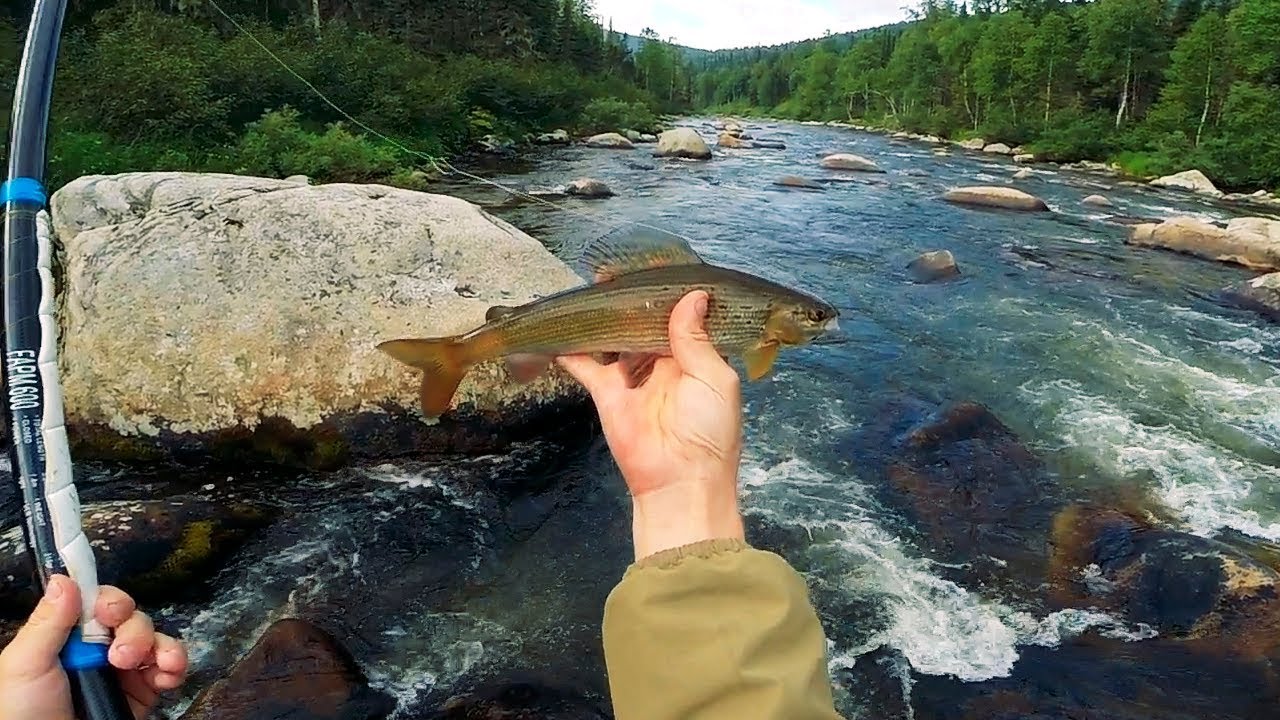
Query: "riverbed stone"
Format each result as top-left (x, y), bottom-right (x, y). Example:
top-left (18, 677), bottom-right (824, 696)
top-left (49, 172), bottom-right (592, 468)
top-left (1221, 272), bottom-right (1280, 322)
top-left (717, 132), bottom-right (753, 149)
top-left (774, 175), bottom-right (824, 191)
top-left (1127, 216), bottom-right (1280, 271)
top-left (942, 186), bottom-right (1050, 211)
top-left (431, 676), bottom-right (611, 719)
top-left (752, 139), bottom-right (786, 149)
top-left (180, 618), bottom-right (395, 720)
top-left (1150, 169), bottom-right (1223, 197)
top-left (654, 128), bottom-right (712, 159)
top-left (820, 153), bottom-right (884, 172)
top-left (1082, 194), bottom-right (1114, 207)
top-left (1048, 503), bottom-right (1280, 659)
top-left (535, 129), bottom-right (570, 145)
top-left (983, 142), bottom-right (1013, 155)
top-left (908, 250), bottom-right (960, 283)
top-left (0, 496), bottom-right (274, 617)
top-left (1013, 153), bottom-right (1036, 164)
top-left (1013, 168), bottom-right (1035, 180)
top-left (585, 132), bottom-right (633, 149)
top-left (564, 178), bottom-right (613, 198)
top-left (958, 138), bottom-right (986, 150)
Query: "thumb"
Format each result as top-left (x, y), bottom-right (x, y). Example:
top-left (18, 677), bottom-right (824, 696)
top-left (668, 291), bottom-right (733, 385)
top-left (1, 575), bottom-right (81, 678)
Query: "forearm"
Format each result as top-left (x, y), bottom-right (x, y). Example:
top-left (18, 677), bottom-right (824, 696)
top-left (602, 538), bottom-right (842, 720)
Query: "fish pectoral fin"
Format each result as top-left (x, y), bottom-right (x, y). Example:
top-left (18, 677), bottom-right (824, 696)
top-left (618, 352), bottom-right (660, 388)
top-left (485, 305), bottom-right (518, 322)
top-left (376, 338), bottom-right (471, 417)
top-left (505, 353), bottom-right (554, 383)
top-left (581, 226), bottom-right (705, 282)
top-left (742, 342), bottom-right (780, 381)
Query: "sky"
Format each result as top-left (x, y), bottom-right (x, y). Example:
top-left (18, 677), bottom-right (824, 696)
top-left (591, 0), bottom-right (913, 51)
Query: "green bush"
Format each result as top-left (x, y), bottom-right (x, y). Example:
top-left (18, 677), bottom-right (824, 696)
top-left (577, 97), bottom-right (657, 134)
top-left (234, 107), bottom-right (402, 181)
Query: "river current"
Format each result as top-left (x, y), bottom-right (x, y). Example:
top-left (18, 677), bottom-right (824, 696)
top-left (8, 118), bottom-right (1280, 718)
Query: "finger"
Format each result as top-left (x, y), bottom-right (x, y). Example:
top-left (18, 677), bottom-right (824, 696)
top-left (109, 610), bottom-right (156, 670)
top-left (150, 632), bottom-right (189, 676)
top-left (118, 669), bottom-right (159, 719)
top-left (555, 354), bottom-right (617, 397)
top-left (0, 575), bottom-right (81, 678)
top-left (668, 291), bottom-right (736, 388)
top-left (94, 585), bottom-right (136, 628)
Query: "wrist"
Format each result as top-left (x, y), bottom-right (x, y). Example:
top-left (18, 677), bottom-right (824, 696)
top-left (630, 477), bottom-right (745, 562)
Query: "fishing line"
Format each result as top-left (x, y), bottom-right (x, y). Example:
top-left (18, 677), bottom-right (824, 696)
top-left (202, 0), bottom-right (700, 246)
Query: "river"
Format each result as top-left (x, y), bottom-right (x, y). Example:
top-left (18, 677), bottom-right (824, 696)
top-left (7, 118), bottom-right (1280, 719)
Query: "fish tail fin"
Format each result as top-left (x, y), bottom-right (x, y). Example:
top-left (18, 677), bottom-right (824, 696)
top-left (377, 336), bottom-right (474, 417)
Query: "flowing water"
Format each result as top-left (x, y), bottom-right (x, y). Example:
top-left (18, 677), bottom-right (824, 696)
top-left (6, 119), bottom-right (1280, 718)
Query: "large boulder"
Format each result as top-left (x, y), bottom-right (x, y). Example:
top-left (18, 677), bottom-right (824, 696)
top-left (820, 153), bottom-right (884, 173)
top-left (654, 128), bottom-right (712, 159)
top-left (181, 619), bottom-right (395, 720)
top-left (1127, 216), bottom-right (1280, 271)
top-left (1150, 169), bottom-right (1223, 197)
top-left (1, 496), bottom-right (274, 618)
top-left (983, 142), bottom-right (1013, 155)
top-left (942, 186), bottom-right (1050, 211)
top-left (50, 173), bottom-right (592, 468)
top-left (958, 137), bottom-right (986, 150)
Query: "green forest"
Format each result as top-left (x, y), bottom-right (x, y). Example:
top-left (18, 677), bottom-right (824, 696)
top-left (1, 0), bottom-right (1277, 193)
top-left (0, 0), bottom-right (683, 189)
top-left (686, 0), bottom-right (1280, 192)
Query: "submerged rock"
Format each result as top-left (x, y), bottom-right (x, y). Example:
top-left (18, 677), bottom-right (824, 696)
top-left (908, 250), bottom-right (960, 283)
top-left (942, 186), bottom-right (1050, 212)
top-left (1220, 272), bottom-right (1280, 322)
top-left (1127, 216), bottom-right (1280, 271)
top-left (1049, 504), bottom-right (1280, 659)
top-left (752, 139), bottom-right (786, 149)
top-left (862, 402), bottom-right (1064, 592)
top-left (654, 128), bottom-right (712, 160)
top-left (50, 172), bottom-right (592, 468)
top-left (0, 496), bottom-right (274, 617)
top-left (1082, 194), bottom-right (1114, 207)
top-left (431, 676), bottom-right (611, 719)
top-left (564, 178), bottom-right (613, 198)
top-left (180, 619), bottom-right (395, 720)
top-left (820, 153), bottom-right (884, 173)
top-left (1150, 169), bottom-right (1222, 197)
top-left (585, 132), bottom-right (633, 149)
top-left (1013, 168), bottom-right (1035, 180)
top-left (773, 175), bottom-right (824, 191)
top-left (717, 132), bottom-right (753, 149)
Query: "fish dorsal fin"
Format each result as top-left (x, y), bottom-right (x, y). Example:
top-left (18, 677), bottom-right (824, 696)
top-left (486, 305), bottom-right (518, 322)
top-left (581, 226), bottom-right (705, 282)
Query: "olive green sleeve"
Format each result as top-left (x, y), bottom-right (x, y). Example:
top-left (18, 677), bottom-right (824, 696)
top-left (601, 538), bottom-right (844, 720)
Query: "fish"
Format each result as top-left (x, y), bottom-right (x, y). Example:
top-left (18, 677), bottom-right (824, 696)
top-left (376, 226), bottom-right (840, 417)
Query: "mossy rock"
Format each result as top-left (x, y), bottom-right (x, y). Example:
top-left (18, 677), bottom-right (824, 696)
top-left (1, 496), bottom-right (277, 617)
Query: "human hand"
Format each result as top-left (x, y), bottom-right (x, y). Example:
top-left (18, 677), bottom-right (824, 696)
top-left (556, 290), bottom-right (746, 560)
top-left (0, 575), bottom-right (189, 720)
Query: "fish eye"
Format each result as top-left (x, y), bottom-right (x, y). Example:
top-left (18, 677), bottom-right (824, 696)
top-left (805, 307), bottom-right (823, 322)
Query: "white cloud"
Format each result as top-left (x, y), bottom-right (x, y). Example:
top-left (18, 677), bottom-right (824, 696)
top-left (591, 0), bottom-right (912, 51)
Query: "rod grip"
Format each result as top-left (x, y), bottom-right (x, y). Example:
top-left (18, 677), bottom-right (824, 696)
top-left (61, 629), bottom-right (134, 720)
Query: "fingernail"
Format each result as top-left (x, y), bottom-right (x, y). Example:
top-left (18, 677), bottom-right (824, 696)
top-left (45, 577), bottom-right (64, 600)
top-left (112, 644), bottom-right (133, 664)
top-left (695, 295), bottom-right (708, 316)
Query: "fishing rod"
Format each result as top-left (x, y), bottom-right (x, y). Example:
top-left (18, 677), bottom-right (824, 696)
top-left (3, 0), bottom-right (133, 716)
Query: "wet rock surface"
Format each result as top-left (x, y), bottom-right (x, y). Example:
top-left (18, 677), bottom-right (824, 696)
top-left (179, 618), bottom-right (396, 720)
top-left (50, 172), bottom-right (594, 468)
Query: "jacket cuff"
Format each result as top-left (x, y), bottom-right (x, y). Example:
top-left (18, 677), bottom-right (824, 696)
top-left (631, 537), bottom-right (751, 571)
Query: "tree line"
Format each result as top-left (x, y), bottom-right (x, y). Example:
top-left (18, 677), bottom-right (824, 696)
top-left (0, 0), bottom-right (675, 188)
top-left (685, 0), bottom-right (1280, 192)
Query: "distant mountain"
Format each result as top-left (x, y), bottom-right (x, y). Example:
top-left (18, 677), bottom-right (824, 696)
top-left (608, 21), bottom-right (909, 65)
